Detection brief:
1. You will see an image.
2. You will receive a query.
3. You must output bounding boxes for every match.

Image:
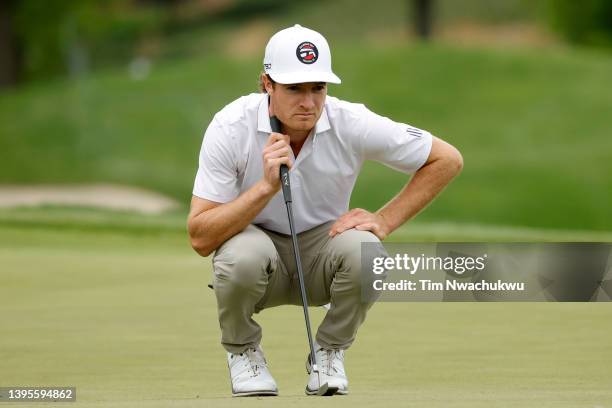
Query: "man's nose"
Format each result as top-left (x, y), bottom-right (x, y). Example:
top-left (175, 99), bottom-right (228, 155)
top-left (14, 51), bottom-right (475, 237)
top-left (300, 93), bottom-right (315, 110)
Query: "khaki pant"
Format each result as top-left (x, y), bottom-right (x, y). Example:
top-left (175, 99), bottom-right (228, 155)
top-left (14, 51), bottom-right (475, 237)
top-left (211, 221), bottom-right (387, 354)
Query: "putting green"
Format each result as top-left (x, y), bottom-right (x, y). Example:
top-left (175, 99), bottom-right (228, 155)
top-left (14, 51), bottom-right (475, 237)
top-left (1, 224), bottom-right (611, 407)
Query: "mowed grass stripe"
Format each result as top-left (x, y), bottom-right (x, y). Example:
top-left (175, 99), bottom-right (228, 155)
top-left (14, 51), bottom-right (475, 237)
top-left (1, 207), bottom-right (611, 242)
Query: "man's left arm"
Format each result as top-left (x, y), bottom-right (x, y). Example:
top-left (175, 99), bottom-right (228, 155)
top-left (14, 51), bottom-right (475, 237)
top-left (329, 136), bottom-right (463, 239)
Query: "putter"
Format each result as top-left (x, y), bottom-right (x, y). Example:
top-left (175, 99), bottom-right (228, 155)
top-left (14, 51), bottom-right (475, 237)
top-left (270, 115), bottom-right (337, 397)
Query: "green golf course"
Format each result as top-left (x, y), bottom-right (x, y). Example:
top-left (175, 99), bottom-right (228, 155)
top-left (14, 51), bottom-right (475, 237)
top-left (1, 208), bottom-right (611, 407)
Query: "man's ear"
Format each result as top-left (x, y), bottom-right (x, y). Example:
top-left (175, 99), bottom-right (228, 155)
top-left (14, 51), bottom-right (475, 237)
top-left (262, 74), bottom-right (274, 94)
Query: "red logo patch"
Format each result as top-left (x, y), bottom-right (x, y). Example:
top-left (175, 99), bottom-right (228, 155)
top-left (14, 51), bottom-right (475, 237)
top-left (296, 42), bottom-right (319, 65)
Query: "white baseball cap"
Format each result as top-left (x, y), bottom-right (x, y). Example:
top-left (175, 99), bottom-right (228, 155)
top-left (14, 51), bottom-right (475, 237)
top-left (263, 24), bottom-right (341, 85)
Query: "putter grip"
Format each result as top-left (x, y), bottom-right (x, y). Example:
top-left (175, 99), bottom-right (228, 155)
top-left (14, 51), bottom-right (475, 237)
top-left (270, 116), bottom-right (292, 203)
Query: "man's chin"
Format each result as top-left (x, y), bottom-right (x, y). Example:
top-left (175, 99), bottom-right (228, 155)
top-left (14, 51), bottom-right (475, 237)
top-left (290, 119), bottom-right (316, 131)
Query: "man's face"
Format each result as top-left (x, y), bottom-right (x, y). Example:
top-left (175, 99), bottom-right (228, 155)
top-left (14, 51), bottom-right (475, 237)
top-left (267, 79), bottom-right (327, 134)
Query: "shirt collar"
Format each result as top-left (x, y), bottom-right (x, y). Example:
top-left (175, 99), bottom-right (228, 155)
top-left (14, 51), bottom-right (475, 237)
top-left (257, 94), bottom-right (331, 135)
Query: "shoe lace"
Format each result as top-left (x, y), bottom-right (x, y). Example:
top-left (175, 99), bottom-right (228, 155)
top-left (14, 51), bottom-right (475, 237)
top-left (316, 348), bottom-right (343, 375)
top-left (239, 347), bottom-right (267, 377)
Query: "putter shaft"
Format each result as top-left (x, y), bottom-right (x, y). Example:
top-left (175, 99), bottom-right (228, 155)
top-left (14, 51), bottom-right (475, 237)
top-left (284, 200), bottom-right (318, 372)
top-left (270, 115), bottom-right (319, 375)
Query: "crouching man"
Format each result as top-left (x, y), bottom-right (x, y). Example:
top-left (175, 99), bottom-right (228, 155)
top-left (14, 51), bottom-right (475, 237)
top-left (188, 24), bottom-right (463, 396)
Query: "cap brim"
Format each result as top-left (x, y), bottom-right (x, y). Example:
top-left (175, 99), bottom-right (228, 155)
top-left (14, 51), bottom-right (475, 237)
top-left (268, 71), bottom-right (341, 85)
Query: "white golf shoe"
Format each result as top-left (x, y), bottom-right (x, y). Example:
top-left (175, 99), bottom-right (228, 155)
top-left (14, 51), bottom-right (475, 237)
top-left (305, 342), bottom-right (348, 395)
top-left (227, 345), bottom-right (278, 397)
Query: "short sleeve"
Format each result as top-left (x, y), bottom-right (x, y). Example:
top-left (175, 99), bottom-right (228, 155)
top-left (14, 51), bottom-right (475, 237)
top-left (192, 117), bottom-right (240, 203)
top-left (358, 105), bottom-right (433, 174)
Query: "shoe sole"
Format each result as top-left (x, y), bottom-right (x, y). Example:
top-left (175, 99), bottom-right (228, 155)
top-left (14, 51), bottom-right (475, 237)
top-left (305, 384), bottom-right (344, 396)
top-left (232, 390), bottom-right (278, 397)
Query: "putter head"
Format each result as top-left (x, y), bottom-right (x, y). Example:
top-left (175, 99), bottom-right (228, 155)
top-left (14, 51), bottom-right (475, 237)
top-left (316, 381), bottom-right (329, 396)
top-left (316, 381), bottom-right (338, 396)
top-left (313, 365), bottom-right (338, 396)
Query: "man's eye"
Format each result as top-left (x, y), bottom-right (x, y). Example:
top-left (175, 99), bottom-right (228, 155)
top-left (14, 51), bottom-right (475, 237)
top-left (288, 86), bottom-right (298, 91)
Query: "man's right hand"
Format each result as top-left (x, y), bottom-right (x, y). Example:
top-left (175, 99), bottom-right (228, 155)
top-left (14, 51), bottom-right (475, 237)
top-left (262, 132), bottom-right (292, 193)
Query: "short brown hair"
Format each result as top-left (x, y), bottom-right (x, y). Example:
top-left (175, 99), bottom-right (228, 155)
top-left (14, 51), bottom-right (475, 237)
top-left (259, 73), bottom-right (276, 93)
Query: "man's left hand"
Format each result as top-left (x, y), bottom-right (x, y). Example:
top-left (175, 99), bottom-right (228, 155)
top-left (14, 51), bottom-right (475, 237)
top-left (329, 208), bottom-right (390, 240)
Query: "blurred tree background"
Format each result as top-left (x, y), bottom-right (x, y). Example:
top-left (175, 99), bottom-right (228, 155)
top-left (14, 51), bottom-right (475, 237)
top-left (2, 0), bottom-right (611, 87)
top-left (549, 0), bottom-right (612, 46)
top-left (0, 0), bottom-right (295, 86)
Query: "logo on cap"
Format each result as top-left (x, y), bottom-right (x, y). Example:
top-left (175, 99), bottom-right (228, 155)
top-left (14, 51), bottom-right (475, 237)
top-left (296, 41), bottom-right (318, 64)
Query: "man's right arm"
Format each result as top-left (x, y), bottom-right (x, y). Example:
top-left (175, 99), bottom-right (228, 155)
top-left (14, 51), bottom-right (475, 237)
top-left (187, 181), bottom-right (276, 257)
top-left (188, 132), bottom-right (291, 257)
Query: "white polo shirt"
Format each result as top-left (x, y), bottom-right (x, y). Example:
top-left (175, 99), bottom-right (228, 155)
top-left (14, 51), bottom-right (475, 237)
top-left (193, 93), bottom-right (433, 235)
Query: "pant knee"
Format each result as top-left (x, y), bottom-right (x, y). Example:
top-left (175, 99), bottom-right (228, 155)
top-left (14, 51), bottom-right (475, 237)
top-left (329, 229), bottom-right (383, 289)
top-left (213, 226), bottom-right (277, 292)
